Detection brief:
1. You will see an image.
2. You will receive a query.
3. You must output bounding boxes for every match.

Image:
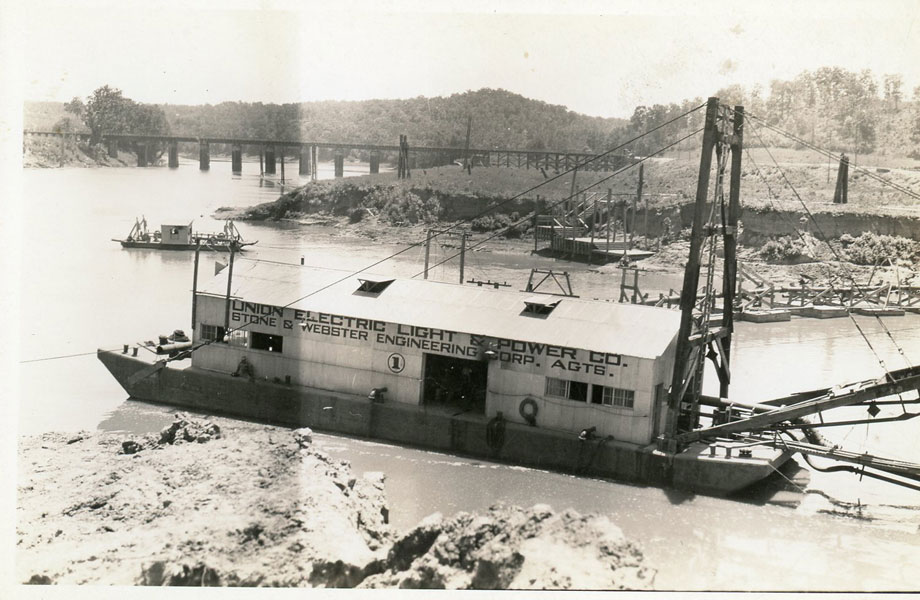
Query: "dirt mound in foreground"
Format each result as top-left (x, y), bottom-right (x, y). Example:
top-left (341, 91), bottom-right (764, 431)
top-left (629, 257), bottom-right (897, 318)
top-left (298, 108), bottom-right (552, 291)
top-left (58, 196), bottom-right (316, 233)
top-left (361, 504), bottom-right (654, 589)
top-left (17, 417), bottom-right (392, 586)
top-left (17, 414), bottom-right (654, 589)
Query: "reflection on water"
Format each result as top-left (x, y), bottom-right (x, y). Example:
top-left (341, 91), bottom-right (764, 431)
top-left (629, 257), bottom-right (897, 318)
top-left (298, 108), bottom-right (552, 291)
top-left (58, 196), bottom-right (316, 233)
top-left (16, 161), bottom-right (920, 591)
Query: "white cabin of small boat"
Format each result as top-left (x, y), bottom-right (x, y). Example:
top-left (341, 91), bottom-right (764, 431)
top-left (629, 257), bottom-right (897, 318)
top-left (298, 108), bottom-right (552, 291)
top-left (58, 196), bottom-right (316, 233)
top-left (161, 224), bottom-right (193, 246)
top-left (191, 261), bottom-right (682, 445)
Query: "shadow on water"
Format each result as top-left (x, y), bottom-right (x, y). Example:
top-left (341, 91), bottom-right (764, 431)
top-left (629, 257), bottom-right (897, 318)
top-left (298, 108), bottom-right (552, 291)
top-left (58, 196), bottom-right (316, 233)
top-left (662, 487), bottom-right (697, 505)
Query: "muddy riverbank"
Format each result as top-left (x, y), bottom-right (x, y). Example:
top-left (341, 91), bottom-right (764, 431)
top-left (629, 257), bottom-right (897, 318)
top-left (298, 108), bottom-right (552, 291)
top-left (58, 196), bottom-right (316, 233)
top-left (220, 159), bottom-right (920, 290)
top-left (22, 136), bottom-right (136, 169)
top-left (16, 414), bottom-right (655, 589)
top-left (236, 209), bottom-right (897, 291)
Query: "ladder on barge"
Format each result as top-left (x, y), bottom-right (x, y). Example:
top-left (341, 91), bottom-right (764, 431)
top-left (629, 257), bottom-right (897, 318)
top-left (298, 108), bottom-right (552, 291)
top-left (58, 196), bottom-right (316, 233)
top-left (660, 97), bottom-right (920, 492)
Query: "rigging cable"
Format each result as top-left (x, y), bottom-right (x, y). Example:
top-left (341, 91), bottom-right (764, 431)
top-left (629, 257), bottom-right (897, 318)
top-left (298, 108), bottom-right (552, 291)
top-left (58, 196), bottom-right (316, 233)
top-left (746, 113), bottom-right (914, 369)
top-left (20, 348), bottom-right (126, 364)
top-left (415, 127), bottom-right (704, 277)
top-left (744, 113), bottom-right (920, 203)
top-left (84, 110), bottom-right (708, 370)
top-left (247, 109), bottom-right (708, 310)
top-left (742, 114), bottom-right (908, 378)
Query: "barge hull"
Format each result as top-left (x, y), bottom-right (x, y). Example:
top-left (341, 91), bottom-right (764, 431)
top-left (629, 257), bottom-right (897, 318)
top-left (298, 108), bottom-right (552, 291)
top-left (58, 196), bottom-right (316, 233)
top-left (98, 349), bottom-right (792, 496)
top-left (117, 241), bottom-right (240, 252)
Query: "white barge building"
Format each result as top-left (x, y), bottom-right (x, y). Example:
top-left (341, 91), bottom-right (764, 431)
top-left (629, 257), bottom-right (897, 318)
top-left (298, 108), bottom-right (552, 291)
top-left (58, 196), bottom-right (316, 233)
top-left (99, 258), bottom-right (793, 495)
top-left (195, 261), bottom-right (678, 445)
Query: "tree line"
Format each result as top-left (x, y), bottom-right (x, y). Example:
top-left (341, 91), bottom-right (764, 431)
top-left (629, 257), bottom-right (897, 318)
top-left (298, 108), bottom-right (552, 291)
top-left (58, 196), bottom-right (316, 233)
top-left (39, 69), bottom-right (920, 161)
top-left (620, 68), bottom-right (920, 158)
top-left (165, 88), bottom-right (625, 153)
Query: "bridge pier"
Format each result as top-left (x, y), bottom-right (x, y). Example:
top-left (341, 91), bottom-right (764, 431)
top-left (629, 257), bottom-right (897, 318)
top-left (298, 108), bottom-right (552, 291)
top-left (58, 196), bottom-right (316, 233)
top-left (199, 140), bottom-right (210, 170)
top-left (299, 145), bottom-right (311, 176)
top-left (334, 151), bottom-right (344, 178)
top-left (168, 142), bottom-right (179, 168)
top-left (107, 139), bottom-right (118, 159)
top-left (231, 144), bottom-right (242, 173)
top-left (136, 144), bottom-right (148, 167)
top-left (369, 151), bottom-right (379, 174)
top-left (280, 149), bottom-right (285, 183)
top-left (311, 146), bottom-right (318, 181)
top-left (265, 147), bottom-right (276, 175)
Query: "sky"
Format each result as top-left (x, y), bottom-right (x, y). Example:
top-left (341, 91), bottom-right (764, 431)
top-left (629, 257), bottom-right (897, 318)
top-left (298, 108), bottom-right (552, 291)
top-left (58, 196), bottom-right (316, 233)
top-left (2, 0), bottom-right (919, 120)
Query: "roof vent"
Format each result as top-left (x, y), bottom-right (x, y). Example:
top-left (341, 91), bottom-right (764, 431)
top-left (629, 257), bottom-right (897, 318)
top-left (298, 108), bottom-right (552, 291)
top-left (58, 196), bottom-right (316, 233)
top-left (356, 275), bottom-right (395, 295)
top-left (522, 295), bottom-right (561, 317)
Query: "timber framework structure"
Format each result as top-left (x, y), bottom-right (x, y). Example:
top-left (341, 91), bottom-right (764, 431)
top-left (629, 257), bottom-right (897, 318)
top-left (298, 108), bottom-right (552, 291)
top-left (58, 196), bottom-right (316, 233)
top-left (656, 98), bottom-right (920, 492)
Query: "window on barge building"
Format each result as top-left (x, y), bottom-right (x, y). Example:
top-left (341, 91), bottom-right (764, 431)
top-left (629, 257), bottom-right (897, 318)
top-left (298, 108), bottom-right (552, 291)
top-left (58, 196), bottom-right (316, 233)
top-left (229, 329), bottom-right (249, 348)
top-left (591, 385), bottom-right (635, 409)
top-left (251, 331), bottom-right (283, 353)
top-left (545, 377), bottom-right (588, 403)
top-left (200, 324), bottom-right (227, 343)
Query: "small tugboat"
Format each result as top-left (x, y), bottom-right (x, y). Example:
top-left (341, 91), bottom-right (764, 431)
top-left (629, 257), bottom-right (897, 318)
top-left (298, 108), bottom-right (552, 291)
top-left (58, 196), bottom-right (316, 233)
top-left (113, 217), bottom-right (257, 252)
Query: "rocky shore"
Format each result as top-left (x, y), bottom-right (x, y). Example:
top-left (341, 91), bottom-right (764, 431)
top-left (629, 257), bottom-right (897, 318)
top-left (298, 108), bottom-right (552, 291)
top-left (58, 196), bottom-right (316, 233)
top-left (16, 414), bottom-right (655, 589)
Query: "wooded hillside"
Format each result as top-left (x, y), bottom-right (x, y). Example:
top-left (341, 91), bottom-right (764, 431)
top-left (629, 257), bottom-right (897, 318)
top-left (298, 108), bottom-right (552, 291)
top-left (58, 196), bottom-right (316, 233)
top-left (23, 69), bottom-right (920, 159)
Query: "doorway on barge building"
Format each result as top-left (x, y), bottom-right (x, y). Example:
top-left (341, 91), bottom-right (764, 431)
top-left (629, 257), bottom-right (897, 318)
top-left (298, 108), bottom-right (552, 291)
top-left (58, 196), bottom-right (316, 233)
top-left (422, 353), bottom-right (488, 414)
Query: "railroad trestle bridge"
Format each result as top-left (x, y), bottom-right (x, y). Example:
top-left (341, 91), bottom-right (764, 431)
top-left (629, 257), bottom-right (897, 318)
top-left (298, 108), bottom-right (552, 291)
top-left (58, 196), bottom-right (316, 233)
top-left (24, 130), bottom-right (634, 179)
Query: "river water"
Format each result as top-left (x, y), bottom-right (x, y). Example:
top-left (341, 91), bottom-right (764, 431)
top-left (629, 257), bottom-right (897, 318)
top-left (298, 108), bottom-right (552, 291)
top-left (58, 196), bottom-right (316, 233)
top-left (14, 159), bottom-right (920, 591)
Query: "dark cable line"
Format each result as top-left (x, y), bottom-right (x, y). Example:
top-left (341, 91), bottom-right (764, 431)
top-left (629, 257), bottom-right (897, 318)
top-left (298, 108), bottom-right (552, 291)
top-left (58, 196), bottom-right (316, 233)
top-left (415, 127), bottom-right (704, 277)
top-left (744, 116), bottom-right (911, 373)
top-left (20, 348), bottom-right (126, 364)
top-left (259, 103), bottom-right (705, 262)
top-left (25, 107), bottom-right (709, 366)
top-left (247, 110), bottom-right (706, 312)
top-left (88, 108), bottom-right (706, 369)
top-left (741, 111), bottom-right (920, 202)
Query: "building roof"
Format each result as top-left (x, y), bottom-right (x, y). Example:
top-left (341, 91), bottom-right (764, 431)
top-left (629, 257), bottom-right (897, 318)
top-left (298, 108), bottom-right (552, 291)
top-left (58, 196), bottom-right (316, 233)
top-left (198, 260), bottom-right (680, 359)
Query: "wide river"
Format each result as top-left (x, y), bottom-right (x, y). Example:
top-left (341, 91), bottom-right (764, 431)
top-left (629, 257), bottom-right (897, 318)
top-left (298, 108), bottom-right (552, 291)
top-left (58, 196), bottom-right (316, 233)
top-left (13, 158), bottom-right (920, 591)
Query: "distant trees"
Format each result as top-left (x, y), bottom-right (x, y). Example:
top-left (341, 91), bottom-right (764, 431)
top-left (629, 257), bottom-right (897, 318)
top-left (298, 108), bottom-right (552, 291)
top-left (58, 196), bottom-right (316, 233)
top-left (47, 73), bottom-right (916, 162)
top-left (604, 69), bottom-right (918, 159)
top-left (911, 86), bottom-right (920, 157)
top-left (883, 74), bottom-right (903, 111)
top-left (163, 89), bottom-right (628, 155)
top-left (66, 85), bottom-right (170, 145)
top-left (610, 98), bottom-right (704, 156)
top-left (62, 85), bottom-right (171, 161)
top-left (733, 68), bottom-right (882, 154)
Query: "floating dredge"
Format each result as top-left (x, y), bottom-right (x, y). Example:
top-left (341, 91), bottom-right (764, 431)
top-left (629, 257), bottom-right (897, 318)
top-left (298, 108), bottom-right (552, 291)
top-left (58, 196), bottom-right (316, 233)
top-left (99, 97), bottom-right (920, 495)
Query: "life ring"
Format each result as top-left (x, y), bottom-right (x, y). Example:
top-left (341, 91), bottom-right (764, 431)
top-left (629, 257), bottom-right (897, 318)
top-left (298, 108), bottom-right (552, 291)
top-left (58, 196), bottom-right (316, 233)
top-left (519, 397), bottom-right (539, 426)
